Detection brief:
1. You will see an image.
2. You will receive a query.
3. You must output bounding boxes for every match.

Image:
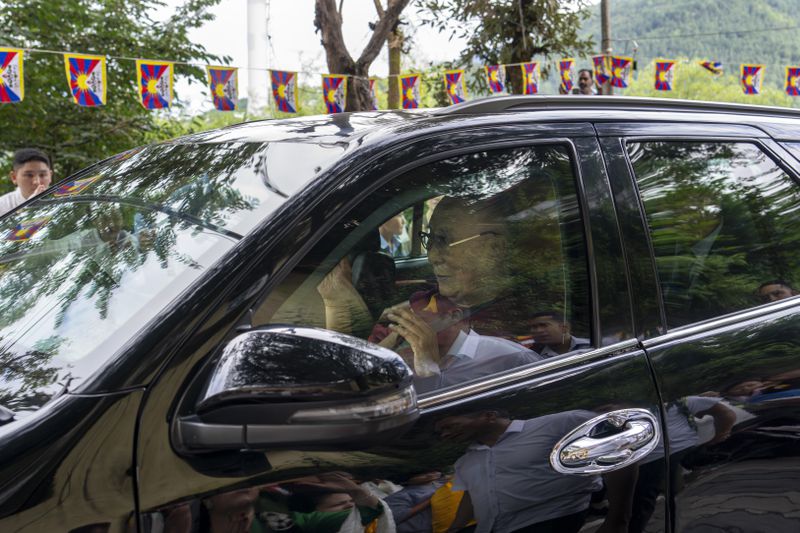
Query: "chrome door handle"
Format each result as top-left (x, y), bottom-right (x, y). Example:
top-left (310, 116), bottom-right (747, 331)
top-left (550, 408), bottom-right (659, 475)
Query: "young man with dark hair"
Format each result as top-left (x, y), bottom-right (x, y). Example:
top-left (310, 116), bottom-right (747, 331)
top-left (525, 311), bottom-right (590, 358)
top-left (757, 280), bottom-right (798, 303)
top-left (0, 148), bottom-right (53, 217)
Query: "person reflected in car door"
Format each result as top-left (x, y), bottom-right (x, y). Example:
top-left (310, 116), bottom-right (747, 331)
top-left (436, 408), bottom-right (639, 533)
top-left (522, 311), bottom-right (591, 358)
top-left (757, 279), bottom-right (798, 303)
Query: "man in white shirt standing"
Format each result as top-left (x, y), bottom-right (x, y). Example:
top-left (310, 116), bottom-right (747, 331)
top-left (0, 148), bottom-right (53, 217)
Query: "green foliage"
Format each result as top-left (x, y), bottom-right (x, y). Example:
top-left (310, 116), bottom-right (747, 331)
top-left (417, 0), bottom-right (595, 92)
top-left (0, 0), bottom-right (225, 186)
top-left (624, 58), bottom-right (797, 107)
top-left (583, 0), bottom-right (800, 99)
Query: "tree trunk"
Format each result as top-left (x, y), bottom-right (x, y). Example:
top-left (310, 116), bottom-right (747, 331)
top-left (315, 0), bottom-right (411, 111)
top-left (387, 28), bottom-right (403, 109)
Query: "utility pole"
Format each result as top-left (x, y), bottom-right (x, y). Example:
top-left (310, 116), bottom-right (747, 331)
top-left (387, 27), bottom-right (402, 109)
top-left (601, 0), bottom-right (612, 95)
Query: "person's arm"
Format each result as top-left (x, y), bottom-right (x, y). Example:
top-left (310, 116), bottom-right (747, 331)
top-left (316, 258), bottom-right (372, 335)
top-left (597, 464), bottom-right (639, 533)
top-left (446, 491), bottom-right (473, 533)
top-left (697, 402), bottom-right (736, 444)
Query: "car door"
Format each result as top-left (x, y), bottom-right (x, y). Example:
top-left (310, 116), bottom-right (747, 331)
top-left (599, 121), bottom-right (800, 532)
top-left (135, 121), bottom-right (666, 533)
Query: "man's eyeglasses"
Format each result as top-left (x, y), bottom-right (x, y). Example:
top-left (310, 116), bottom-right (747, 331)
top-left (418, 230), bottom-right (499, 250)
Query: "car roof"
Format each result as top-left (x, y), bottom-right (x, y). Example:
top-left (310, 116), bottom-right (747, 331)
top-left (169, 96), bottom-right (800, 147)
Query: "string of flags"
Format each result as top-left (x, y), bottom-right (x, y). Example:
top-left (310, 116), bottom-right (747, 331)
top-left (2, 46), bottom-right (800, 113)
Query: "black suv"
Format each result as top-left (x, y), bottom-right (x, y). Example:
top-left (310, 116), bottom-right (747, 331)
top-left (1, 96), bottom-right (799, 533)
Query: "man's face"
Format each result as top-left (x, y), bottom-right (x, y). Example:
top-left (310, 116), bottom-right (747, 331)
top-left (383, 213), bottom-right (405, 237)
top-left (530, 315), bottom-right (568, 345)
top-left (578, 71), bottom-right (594, 95)
top-left (10, 160), bottom-right (52, 199)
top-left (426, 202), bottom-right (504, 306)
top-left (759, 283), bottom-right (795, 303)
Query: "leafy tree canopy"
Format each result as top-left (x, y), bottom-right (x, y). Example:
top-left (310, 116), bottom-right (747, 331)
top-left (0, 0), bottom-right (225, 185)
top-left (417, 0), bottom-right (595, 93)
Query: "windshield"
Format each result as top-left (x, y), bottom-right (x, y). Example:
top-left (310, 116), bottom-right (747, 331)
top-left (0, 140), bottom-right (344, 415)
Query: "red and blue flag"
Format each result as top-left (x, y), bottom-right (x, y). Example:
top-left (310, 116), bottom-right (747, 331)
top-left (741, 64), bottom-right (763, 95)
top-left (559, 59), bottom-right (575, 93)
top-left (0, 48), bottom-right (24, 103)
top-left (400, 74), bottom-right (421, 109)
top-left (6, 217), bottom-right (50, 242)
top-left (655, 59), bottom-right (676, 91)
top-left (207, 66), bottom-right (237, 111)
top-left (610, 56), bottom-right (633, 88)
top-left (322, 74), bottom-right (347, 113)
top-left (271, 70), bottom-right (298, 113)
top-left (444, 69), bottom-right (467, 104)
top-left (700, 60), bottom-right (723, 75)
top-left (785, 67), bottom-right (800, 96)
top-left (54, 175), bottom-right (101, 197)
top-left (521, 62), bottom-right (539, 95)
top-left (63, 53), bottom-right (106, 107)
top-left (593, 55), bottom-right (610, 86)
top-left (136, 60), bottom-right (172, 109)
top-left (485, 65), bottom-right (506, 93)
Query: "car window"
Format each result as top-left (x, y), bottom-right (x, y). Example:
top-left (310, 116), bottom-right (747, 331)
top-left (254, 144), bottom-right (591, 395)
top-left (628, 141), bottom-right (800, 329)
top-left (0, 140), bottom-right (341, 415)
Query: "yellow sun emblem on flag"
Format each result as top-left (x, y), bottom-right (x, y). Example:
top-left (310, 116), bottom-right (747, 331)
top-left (658, 71), bottom-right (667, 82)
top-left (613, 67), bottom-right (623, 78)
top-left (405, 88), bottom-right (414, 100)
top-left (563, 71), bottom-right (571, 81)
top-left (527, 73), bottom-right (535, 85)
top-left (790, 76), bottom-right (798, 88)
top-left (147, 78), bottom-right (158, 94)
top-left (326, 89), bottom-right (336, 103)
top-left (448, 83), bottom-right (457, 95)
top-left (745, 74), bottom-right (754, 86)
top-left (278, 84), bottom-right (286, 98)
top-left (490, 70), bottom-right (498, 82)
top-left (77, 73), bottom-right (90, 90)
top-left (214, 82), bottom-right (226, 97)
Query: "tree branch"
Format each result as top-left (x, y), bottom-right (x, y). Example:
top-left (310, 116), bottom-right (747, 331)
top-left (315, 0), bottom-right (355, 72)
top-left (356, 0), bottom-right (411, 70)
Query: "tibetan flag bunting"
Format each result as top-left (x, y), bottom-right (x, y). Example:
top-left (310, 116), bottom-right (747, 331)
top-left (322, 74), bottom-right (347, 113)
top-left (6, 217), bottom-right (50, 242)
top-left (785, 67), bottom-right (800, 96)
top-left (521, 62), bottom-right (540, 95)
top-left (136, 60), bottom-right (173, 109)
top-left (64, 53), bottom-right (106, 107)
top-left (369, 78), bottom-right (379, 110)
top-left (593, 55), bottom-right (610, 86)
top-left (0, 48), bottom-right (24, 103)
top-left (485, 65), bottom-right (506, 93)
top-left (53, 175), bottom-right (102, 197)
top-left (610, 56), bottom-right (633, 89)
top-left (559, 58), bottom-right (576, 93)
top-left (271, 70), bottom-right (298, 113)
top-left (207, 66), bottom-right (237, 111)
top-left (400, 73), bottom-right (421, 109)
top-left (700, 60), bottom-right (723, 75)
top-left (741, 64), bottom-right (764, 95)
top-left (654, 59), bottom-right (676, 91)
top-left (444, 69), bottom-right (467, 104)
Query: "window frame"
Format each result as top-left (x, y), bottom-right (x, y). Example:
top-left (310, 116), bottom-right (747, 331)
top-left (244, 132), bottom-right (602, 399)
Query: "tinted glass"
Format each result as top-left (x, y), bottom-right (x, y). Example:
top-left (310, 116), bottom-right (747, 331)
top-left (629, 141), bottom-right (800, 328)
top-left (0, 141), bottom-right (344, 414)
top-left (255, 144), bottom-right (591, 395)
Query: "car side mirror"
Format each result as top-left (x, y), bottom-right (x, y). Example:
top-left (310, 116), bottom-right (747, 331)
top-left (173, 326), bottom-right (418, 453)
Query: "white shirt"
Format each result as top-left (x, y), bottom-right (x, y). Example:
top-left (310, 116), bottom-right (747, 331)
top-left (0, 189), bottom-right (25, 218)
top-left (413, 330), bottom-right (541, 393)
top-left (452, 414), bottom-right (602, 533)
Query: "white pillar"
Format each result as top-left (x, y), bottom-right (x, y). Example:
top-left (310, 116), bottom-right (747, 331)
top-left (247, 0), bottom-right (269, 113)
